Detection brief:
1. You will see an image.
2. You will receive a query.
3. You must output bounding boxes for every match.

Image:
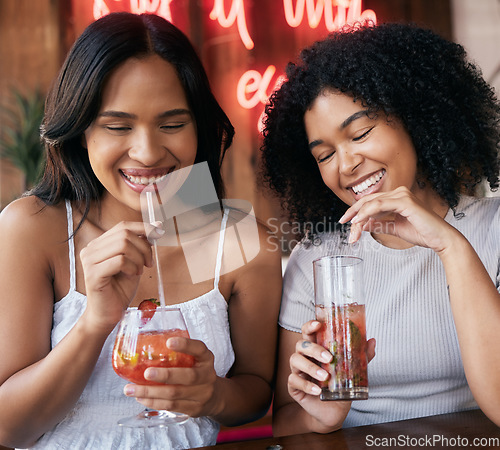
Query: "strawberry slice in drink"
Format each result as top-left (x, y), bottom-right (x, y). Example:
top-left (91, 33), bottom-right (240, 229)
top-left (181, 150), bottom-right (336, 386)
top-left (138, 298), bottom-right (160, 326)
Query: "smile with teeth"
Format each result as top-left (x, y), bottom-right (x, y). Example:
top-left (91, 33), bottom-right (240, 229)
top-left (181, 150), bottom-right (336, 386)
top-left (351, 170), bottom-right (385, 195)
top-left (122, 172), bottom-right (169, 186)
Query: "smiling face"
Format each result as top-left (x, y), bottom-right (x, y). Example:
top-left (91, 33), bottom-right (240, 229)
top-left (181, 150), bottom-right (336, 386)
top-left (304, 90), bottom-right (427, 207)
top-left (83, 54), bottom-right (197, 216)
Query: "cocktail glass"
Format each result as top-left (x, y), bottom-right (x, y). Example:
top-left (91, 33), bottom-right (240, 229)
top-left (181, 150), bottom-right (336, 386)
top-left (112, 307), bottom-right (194, 427)
top-left (313, 255), bottom-right (368, 400)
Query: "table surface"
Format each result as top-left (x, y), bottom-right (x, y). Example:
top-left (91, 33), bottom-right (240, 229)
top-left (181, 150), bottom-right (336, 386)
top-left (201, 409), bottom-right (500, 449)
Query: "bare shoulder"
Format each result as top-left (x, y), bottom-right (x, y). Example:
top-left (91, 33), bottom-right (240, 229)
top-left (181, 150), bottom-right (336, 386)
top-left (0, 198), bottom-right (70, 383)
top-left (0, 196), bottom-right (71, 306)
top-left (0, 196), bottom-right (68, 250)
top-left (1, 195), bottom-right (55, 222)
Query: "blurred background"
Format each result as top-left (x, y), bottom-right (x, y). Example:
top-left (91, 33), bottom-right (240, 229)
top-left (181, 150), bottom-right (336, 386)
top-left (1, 0), bottom-right (499, 227)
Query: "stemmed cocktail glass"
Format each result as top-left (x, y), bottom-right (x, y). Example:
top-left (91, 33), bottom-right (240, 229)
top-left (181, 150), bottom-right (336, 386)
top-left (112, 307), bottom-right (194, 427)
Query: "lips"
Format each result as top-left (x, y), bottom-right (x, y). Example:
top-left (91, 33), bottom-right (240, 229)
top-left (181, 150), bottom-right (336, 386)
top-left (122, 172), bottom-right (168, 186)
top-left (351, 169), bottom-right (385, 195)
top-left (119, 168), bottom-right (176, 193)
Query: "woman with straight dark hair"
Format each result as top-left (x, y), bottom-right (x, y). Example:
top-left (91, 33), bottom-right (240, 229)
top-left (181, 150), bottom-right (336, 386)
top-left (261, 22), bottom-right (500, 436)
top-left (0, 13), bottom-right (281, 449)
top-left (35, 11), bottom-right (231, 227)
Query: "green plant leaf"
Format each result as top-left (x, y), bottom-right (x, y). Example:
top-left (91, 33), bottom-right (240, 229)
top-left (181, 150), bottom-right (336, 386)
top-left (0, 88), bottom-right (46, 189)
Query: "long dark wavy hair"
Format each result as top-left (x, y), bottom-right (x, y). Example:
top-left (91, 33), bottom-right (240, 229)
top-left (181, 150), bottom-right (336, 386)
top-left (32, 12), bottom-right (234, 228)
top-left (260, 23), bottom-right (500, 232)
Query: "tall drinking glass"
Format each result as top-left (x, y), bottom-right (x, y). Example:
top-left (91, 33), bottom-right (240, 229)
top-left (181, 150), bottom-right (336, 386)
top-left (313, 255), bottom-right (368, 400)
top-left (112, 307), bottom-right (194, 427)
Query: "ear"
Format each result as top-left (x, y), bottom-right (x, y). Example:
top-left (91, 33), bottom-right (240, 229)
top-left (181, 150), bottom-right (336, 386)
top-left (81, 133), bottom-right (88, 149)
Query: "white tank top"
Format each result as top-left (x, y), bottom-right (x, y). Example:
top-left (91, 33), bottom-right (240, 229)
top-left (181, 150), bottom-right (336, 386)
top-left (31, 200), bottom-right (236, 449)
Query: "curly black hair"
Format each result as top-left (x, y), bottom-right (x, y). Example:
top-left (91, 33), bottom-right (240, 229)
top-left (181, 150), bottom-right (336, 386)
top-left (260, 22), bottom-right (500, 231)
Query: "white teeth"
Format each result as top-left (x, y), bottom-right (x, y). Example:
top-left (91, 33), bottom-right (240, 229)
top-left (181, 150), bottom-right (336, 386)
top-left (123, 172), bottom-right (169, 186)
top-left (352, 170), bottom-right (385, 194)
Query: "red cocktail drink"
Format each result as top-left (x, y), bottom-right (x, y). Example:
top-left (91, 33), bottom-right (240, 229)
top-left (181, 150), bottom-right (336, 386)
top-left (313, 255), bottom-right (369, 401)
top-left (316, 303), bottom-right (368, 400)
top-left (113, 329), bottom-right (195, 385)
top-left (112, 306), bottom-right (194, 427)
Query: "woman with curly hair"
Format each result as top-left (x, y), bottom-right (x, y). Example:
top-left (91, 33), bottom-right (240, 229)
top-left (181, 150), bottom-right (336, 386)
top-left (261, 22), bottom-right (500, 436)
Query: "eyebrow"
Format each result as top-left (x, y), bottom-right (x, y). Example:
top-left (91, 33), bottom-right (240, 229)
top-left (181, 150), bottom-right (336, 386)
top-left (308, 109), bottom-right (370, 152)
top-left (97, 108), bottom-right (192, 120)
top-left (341, 110), bottom-right (370, 129)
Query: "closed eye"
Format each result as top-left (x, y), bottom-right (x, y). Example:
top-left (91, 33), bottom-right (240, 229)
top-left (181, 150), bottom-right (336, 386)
top-left (353, 127), bottom-right (374, 142)
top-left (317, 151), bottom-right (335, 164)
top-left (160, 123), bottom-right (187, 131)
top-left (105, 126), bottom-right (130, 131)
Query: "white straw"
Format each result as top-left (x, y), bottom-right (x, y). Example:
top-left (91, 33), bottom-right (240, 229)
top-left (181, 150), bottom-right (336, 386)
top-left (146, 190), bottom-right (167, 308)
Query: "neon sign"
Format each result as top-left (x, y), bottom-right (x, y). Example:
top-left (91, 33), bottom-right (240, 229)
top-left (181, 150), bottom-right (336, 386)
top-left (92, 0), bottom-right (173, 21)
top-left (283, 0), bottom-right (376, 30)
top-left (93, 0), bottom-right (110, 18)
top-left (129, 0), bottom-right (173, 21)
top-left (209, 0), bottom-right (254, 50)
top-left (208, 0), bottom-right (376, 51)
top-left (209, 0), bottom-right (376, 120)
top-left (234, 0), bottom-right (376, 130)
top-left (237, 66), bottom-right (283, 109)
top-left (84, 0), bottom-right (377, 130)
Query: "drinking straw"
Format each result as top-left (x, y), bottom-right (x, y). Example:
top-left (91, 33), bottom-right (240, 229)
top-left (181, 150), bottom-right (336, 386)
top-left (146, 188), bottom-right (167, 309)
top-left (154, 183), bottom-right (181, 247)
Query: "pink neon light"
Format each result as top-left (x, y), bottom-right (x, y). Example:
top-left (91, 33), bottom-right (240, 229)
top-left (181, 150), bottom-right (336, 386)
top-left (209, 0), bottom-right (254, 50)
top-left (130, 0), bottom-right (173, 21)
top-left (236, 66), bottom-right (286, 132)
top-left (283, 0), bottom-right (376, 31)
top-left (92, 0), bottom-right (173, 21)
top-left (237, 66), bottom-right (280, 109)
top-left (209, 0), bottom-right (376, 52)
top-left (93, 0), bottom-right (110, 19)
top-left (88, 0), bottom-right (377, 132)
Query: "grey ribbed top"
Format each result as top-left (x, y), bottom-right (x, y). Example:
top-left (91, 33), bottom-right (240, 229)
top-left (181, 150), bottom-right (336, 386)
top-left (279, 195), bottom-right (500, 427)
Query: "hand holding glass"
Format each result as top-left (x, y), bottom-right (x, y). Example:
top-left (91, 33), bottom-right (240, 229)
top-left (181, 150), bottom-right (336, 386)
top-left (313, 255), bottom-right (368, 400)
top-left (112, 307), bottom-right (194, 427)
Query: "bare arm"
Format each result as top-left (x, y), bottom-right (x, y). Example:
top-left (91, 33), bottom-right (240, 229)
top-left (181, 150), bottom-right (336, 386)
top-left (211, 228), bottom-right (283, 425)
top-left (438, 231), bottom-right (500, 425)
top-left (0, 199), bottom-right (104, 447)
top-left (341, 187), bottom-right (500, 426)
top-left (0, 198), bottom-right (155, 448)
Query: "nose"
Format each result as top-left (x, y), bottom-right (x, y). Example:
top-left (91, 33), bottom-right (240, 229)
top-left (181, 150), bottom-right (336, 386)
top-left (337, 146), bottom-right (363, 175)
top-left (128, 129), bottom-right (165, 166)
